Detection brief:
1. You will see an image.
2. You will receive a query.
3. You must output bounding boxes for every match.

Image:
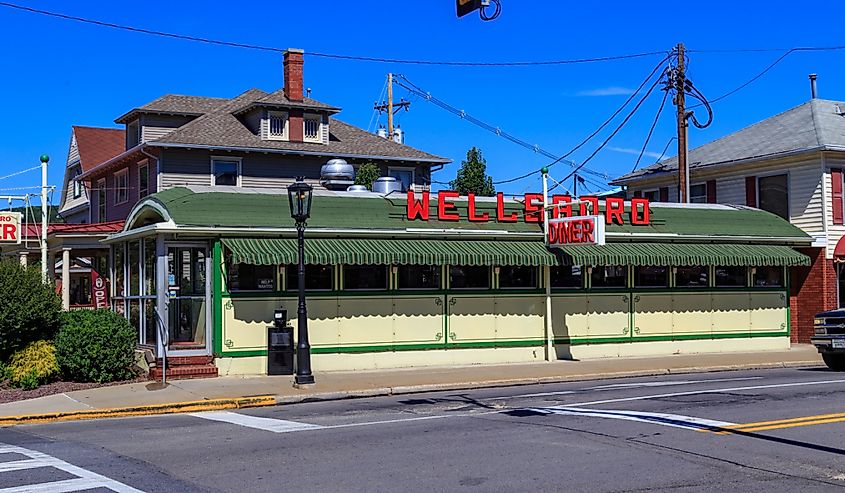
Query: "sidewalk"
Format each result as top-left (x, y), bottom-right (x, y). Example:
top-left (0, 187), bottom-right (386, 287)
top-left (0, 345), bottom-right (824, 425)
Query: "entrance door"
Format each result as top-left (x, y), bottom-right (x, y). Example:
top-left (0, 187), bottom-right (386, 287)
top-left (166, 246), bottom-right (209, 353)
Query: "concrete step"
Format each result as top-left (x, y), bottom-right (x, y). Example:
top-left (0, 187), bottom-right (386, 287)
top-left (154, 355), bottom-right (213, 367)
top-left (150, 364), bottom-right (218, 380)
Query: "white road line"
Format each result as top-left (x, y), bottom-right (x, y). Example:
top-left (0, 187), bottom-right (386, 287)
top-left (0, 443), bottom-right (143, 493)
top-left (0, 459), bottom-right (51, 473)
top-left (557, 378), bottom-right (845, 408)
top-left (584, 376), bottom-right (763, 390)
top-left (190, 411), bottom-right (324, 433)
top-left (524, 407), bottom-right (735, 431)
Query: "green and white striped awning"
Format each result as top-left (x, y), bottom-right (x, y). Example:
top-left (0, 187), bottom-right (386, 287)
top-left (553, 243), bottom-right (809, 267)
top-left (222, 238), bottom-right (557, 266)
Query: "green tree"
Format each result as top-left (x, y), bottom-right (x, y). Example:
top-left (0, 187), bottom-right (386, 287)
top-left (449, 147), bottom-right (495, 196)
top-left (0, 260), bottom-right (62, 360)
top-left (354, 162), bottom-right (381, 191)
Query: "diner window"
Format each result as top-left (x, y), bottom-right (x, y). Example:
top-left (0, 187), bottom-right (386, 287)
top-left (128, 241), bottom-right (140, 296)
top-left (397, 265), bottom-right (441, 290)
top-left (715, 266), bottom-right (747, 287)
top-left (550, 265), bottom-right (583, 289)
top-left (114, 244), bottom-right (125, 297)
top-left (675, 266), bottom-right (709, 287)
top-left (114, 169), bottom-right (129, 205)
top-left (212, 159), bottom-right (240, 186)
top-left (286, 265), bottom-right (334, 291)
top-left (635, 266), bottom-right (669, 288)
top-left (139, 162), bottom-right (149, 198)
top-left (343, 265), bottom-right (388, 290)
top-left (689, 184), bottom-right (707, 203)
top-left (753, 266), bottom-right (783, 287)
top-left (498, 266), bottom-right (538, 289)
top-left (143, 237), bottom-right (156, 295)
top-left (758, 174), bottom-right (789, 220)
top-left (591, 266), bottom-right (627, 288)
top-left (228, 263), bottom-right (277, 291)
top-left (96, 179), bottom-right (106, 222)
top-left (450, 265), bottom-right (490, 289)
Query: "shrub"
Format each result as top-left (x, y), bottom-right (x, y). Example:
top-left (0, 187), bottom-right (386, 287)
top-left (5, 340), bottom-right (59, 390)
top-left (0, 260), bottom-right (62, 360)
top-left (56, 309), bottom-right (137, 383)
top-left (354, 162), bottom-right (381, 190)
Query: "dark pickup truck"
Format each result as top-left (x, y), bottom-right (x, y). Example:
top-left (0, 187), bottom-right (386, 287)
top-left (812, 309), bottom-right (845, 370)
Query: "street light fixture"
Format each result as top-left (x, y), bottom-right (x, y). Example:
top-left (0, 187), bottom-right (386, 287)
top-left (287, 177), bottom-right (315, 385)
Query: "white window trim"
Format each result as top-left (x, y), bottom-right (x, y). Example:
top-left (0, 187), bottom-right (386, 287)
top-left (388, 166), bottom-right (415, 191)
top-left (211, 156), bottom-right (243, 187)
top-left (266, 110), bottom-right (289, 141)
top-left (138, 160), bottom-right (149, 198)
top-left (114, 168), bottom-right (129, 205)
top-left (303, 113), bottom-right (322, 143)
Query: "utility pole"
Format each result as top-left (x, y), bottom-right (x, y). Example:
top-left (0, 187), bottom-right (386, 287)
top-left (374, 73), bottom-right (411, 138)
top-left (674, 43), bottom-right (689, 204)
top-left (573, 173), bottom-right (578, 197)
top-left (40, 154), bottom-right (49, 283)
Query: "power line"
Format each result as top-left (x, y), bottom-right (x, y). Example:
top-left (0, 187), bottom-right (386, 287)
top-left (0, 165), bottom-right (40, 181)
top-left (0, 2), bottom-right (665, 67)
top-left (631, 86), bottom-right (670, 173)
top-left (692, 49), bottom-right (793, 107)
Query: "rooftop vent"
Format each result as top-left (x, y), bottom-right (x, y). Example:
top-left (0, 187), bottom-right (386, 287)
top-left (320, 158), bottom-right (354, 190)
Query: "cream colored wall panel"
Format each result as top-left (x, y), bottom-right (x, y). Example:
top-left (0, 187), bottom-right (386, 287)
top-left (337, 297), bottom-right (393, 346)
top-left (586, 293), bottom-right (630, 339)
top-left (312, 346), bottom-right (543, 372)
top-left (223, 297), bottom-right (283, 351)
top-left (300, 298), bottom-right (341, 347)
top-left (494, 295), bottom-right (545, 341)
top-left (392, 296), bottom-right (444, 345)
top-left (215, 356), bottom-right (266, 376)
top-left (633, 293), bottom-right (674, 337)
top-left (449, 296), bottom-right (497, 343)
top-left (710, 292), bottom-right (752, 333)
top-left (565, 336), bottom-right (790, 361)
top-left (748, 292), bottom-right (788, 332)
top-left (669, 292), bottom-right (713, 335)
top-left (551, 294), bottom-right (590, 340)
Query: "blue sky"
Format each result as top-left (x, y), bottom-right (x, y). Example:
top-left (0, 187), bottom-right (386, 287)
top-left (1, 0), bottom-right (844, 202)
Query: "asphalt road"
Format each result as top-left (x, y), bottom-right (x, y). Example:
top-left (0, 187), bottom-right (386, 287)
top-left (1, 366), bottom-right (845, 492)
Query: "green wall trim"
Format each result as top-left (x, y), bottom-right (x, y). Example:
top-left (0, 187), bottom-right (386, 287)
top-left (556, 330), bottom-right (789, 345)
top-left (217, 349), bottom-right (267, 358)
top-left (212, 240), bottom-right (223, 356)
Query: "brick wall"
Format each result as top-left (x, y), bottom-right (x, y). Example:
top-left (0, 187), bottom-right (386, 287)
top-left (790, 247), bottom-right (838, 343)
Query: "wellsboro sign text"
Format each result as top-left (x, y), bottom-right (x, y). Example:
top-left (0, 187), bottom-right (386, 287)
top-left (405, 191), bottom-right (651, 225)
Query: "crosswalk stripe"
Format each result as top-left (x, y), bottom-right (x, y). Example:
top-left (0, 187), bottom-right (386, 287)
top-left (525, 406), bottom-right (735, 431)
top-left (0, 477), bottom-right (103, 493)
top-left (190, 411), bottom-right (324, 433)
top-left (0, 459), bottom-right (52, 473)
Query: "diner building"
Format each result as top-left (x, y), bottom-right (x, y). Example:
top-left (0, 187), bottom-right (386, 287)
top-left (107, 185), bottom-right (812, 375)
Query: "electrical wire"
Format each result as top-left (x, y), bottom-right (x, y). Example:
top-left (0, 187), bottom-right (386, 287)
top-left (0, 2), bottom-right (668, 67)
top-left (479, 0), bottom-right (502, 21)
top-left (690, 50), bottom-right (792, 107)
top-left (631, 86), bottom-right (670, 173)
top-left (0, 165), bottom-right (40, 181)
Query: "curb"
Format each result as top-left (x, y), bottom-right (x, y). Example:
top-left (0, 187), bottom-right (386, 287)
top-left (0, 395), bottom-right (276, 426)
top-left (273, 359), bottom-right (823, 405)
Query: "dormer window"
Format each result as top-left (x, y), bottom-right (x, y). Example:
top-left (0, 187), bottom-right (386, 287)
top-left (303, 113), bottom-right (322, 143)
top-left (267, 110), bottom-right (288, 140)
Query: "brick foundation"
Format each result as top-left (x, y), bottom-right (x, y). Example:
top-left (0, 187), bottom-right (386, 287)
top-left (790, 247), bottom-right (838, 343)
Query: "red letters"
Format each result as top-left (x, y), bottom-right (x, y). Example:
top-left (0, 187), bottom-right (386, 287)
top-left (406, 190), bottom-right (429, 221)
top-left (605, 197), bottom-right (625, 225)
top-left (496, 192), bottom-right (518, 222)
top-left (467, 194), bottom-right (489, 222)
top-left (2, 224), bottom-right (16, 241)
top-left (579, 196), bottom-right (599, 216)
top-left (438, 191), bottom-right (460, 221)
top-left (631, 197), bottom-right (650, 225)
top-left (524, 193), bottom-right (544, 223)
top-left (551, 195), bottom-right (572, 219)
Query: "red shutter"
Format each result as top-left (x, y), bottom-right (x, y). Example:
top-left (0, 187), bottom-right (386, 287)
top-left (745, 176), bottom-right (757, 207)
top-left (706, 180), bottom-right (717, 203)
top-left (833, 169), bottom-right (844, 225)
top-left (659, 187), bottom-right (669, 202)
top-left (633, 190), bottom-right (643, 198)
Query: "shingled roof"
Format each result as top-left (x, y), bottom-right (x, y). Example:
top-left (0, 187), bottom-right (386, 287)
top-left (145, 89), bottom-right (449, 163)
top-left (114, 94), bottom-right (229, 123)
top-left (612, 99), bottom-right (845, 185)
top-left (72, 126), bottom-right (125, 172)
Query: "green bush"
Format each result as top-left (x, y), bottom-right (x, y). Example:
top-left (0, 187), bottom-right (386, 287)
top-left (56, 309), bottom-right (137, 383)
top-left (354, 162), bottom-right (381, 190)
top-left (5, 340), bottom-right (59, 390)
top-left (0, 260), bottom-right (62, 360)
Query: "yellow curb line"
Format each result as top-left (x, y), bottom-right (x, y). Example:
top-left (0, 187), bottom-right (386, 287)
top-left (0, 395), bottom-right (277, 426)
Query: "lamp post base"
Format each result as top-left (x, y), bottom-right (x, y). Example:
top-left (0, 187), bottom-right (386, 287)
top-left (294, 374), bottom-right (315, 386)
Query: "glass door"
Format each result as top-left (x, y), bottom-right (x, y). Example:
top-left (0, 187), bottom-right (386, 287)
top-left (166, 246), bottom-right (209, 352)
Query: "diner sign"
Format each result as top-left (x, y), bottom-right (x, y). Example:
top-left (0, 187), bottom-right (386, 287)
top-left (547, 215), bottom-right (605, 246)
top-left (406, 191), bottom-right (650, 226)
top-left (0, 212), bottom-right (21, 244)
top-left (91, 270), bottom-right (109, 309)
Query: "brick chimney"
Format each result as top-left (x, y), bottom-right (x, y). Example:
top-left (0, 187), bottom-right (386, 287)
top-left (283, 48), bottom-right (305, 101)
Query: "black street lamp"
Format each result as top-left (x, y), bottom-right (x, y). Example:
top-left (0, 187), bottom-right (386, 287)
top-left (287, 177), bottom-right (315, 385)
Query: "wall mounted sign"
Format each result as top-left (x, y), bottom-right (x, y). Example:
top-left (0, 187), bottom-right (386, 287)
top-left (91, 270), bottom-right (109, 309)
top-left (0, 212), bottom-right (21, 244)
top-left (406, 191), bottom-right (650, 226)
top-left (547, 215), bottom-right (605, 246)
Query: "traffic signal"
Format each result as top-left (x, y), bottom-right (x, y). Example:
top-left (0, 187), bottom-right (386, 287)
top-left (456, 0), bottom-right (486, 17)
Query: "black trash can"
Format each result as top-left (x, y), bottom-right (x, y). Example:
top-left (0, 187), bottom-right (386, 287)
top-left (268, 326), bottom-right (295, 375)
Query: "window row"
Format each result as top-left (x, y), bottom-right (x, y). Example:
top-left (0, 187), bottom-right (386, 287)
top-left (226, 263), bottom-right (784, 292)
